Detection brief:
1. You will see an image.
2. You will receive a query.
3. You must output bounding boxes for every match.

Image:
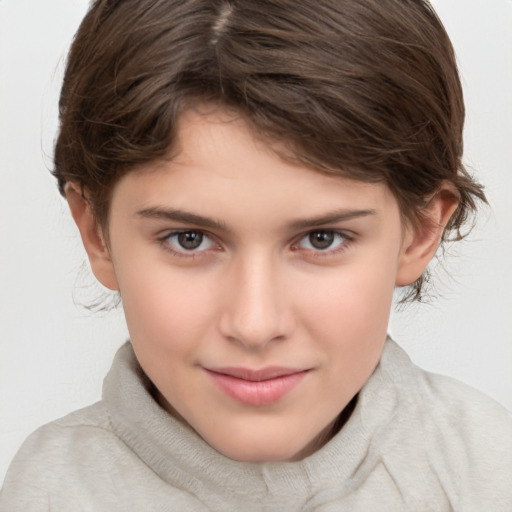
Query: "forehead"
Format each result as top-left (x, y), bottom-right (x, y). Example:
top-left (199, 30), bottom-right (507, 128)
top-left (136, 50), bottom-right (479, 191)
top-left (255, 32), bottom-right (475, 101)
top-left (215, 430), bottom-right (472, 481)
top-left (111, 106), bottom-right (402, 229)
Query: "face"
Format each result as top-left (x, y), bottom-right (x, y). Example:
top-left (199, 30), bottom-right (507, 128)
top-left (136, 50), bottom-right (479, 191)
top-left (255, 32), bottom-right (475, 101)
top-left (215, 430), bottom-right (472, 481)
top-left (104, 107), bottom-right (412, 462)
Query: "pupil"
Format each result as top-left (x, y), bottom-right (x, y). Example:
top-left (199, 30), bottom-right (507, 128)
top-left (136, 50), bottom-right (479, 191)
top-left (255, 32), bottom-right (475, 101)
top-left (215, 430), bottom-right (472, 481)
top-left (178, 231), bottom-right (203, 250)
top-left (309, 230), bottom-right (334, 249)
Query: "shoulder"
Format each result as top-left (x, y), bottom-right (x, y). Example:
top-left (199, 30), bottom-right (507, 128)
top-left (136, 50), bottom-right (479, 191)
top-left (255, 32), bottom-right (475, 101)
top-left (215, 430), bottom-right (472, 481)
top-left (0, 402), bottom-right (131, 511)
top-left (423, 372), bottom-right (512, 509)
top-left (414, 358), bottom-right (512, 456)
top-left (422, 370), bottom-right (511, 471)
top-left (7, 401), bottom-right (119, 462)
top-left (420, 366), bottom-right (512, 429)
top-left (381, 338), bottom-right (512, 436)
top-left (381, 339), bottom-right (512, 510)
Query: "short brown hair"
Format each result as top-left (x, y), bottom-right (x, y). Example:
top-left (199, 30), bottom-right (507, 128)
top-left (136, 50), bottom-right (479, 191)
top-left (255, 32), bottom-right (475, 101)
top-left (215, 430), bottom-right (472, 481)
top-left (54, 0), bottom-right (486, 300)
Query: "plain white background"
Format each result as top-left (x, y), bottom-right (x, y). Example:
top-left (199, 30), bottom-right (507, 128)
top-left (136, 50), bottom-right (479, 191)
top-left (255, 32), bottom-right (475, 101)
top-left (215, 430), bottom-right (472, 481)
top-left (1, 0), bottom-right (511, 484)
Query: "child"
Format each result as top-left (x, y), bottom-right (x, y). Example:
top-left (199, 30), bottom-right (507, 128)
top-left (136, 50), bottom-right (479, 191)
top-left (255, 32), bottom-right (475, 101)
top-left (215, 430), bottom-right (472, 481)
top-left (1, 0), bottom-right (511, 510)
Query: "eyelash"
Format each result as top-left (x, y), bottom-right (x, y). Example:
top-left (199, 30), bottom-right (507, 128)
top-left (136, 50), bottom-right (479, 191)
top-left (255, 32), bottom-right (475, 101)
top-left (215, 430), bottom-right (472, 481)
top-left (157, 229), bottom-right (354, 258)
top-left (157, 230), bottom-right (219, 258)
top-left (291, 230), bottom-right (354, 258)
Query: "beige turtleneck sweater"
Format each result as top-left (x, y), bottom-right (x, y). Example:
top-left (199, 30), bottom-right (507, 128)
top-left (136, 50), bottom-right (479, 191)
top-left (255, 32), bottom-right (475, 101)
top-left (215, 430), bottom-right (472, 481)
top-left (1, 338), bottom-right (511, 511)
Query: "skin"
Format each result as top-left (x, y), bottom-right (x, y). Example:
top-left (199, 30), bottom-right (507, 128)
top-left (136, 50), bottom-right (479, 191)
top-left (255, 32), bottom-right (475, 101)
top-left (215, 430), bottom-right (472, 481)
top-left (67, 107), bottom-right (458, 462)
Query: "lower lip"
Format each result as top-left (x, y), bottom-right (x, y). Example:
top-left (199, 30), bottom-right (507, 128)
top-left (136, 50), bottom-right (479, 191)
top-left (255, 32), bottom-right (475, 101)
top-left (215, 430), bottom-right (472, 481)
top-left (206, 370), bottom-right (309, 406)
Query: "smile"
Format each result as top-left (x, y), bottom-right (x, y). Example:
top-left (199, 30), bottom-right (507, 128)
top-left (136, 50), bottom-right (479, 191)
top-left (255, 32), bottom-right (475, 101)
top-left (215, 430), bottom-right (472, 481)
top-left (204, 367), bottom-right (310, 406)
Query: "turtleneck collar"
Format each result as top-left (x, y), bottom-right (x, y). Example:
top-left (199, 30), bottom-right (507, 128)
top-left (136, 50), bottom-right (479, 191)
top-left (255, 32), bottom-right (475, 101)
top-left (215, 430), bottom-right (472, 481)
top-left (102, 337), bottom-right (410, 508)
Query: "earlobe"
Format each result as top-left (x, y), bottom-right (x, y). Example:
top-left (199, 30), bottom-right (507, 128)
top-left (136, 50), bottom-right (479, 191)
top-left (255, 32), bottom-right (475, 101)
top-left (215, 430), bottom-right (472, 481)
top-left (396, 184), bottom-right (459, 287)
top-left (65, 183), bottom-right (119, 290)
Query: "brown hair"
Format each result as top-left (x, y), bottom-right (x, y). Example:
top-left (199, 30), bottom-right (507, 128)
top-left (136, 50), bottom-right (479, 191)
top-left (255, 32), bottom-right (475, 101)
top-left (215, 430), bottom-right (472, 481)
top-left (54, 0), bottom-right (486, 300)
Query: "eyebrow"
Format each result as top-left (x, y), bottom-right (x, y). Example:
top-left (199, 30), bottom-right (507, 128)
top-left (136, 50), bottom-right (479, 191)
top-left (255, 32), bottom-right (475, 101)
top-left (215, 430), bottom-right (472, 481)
top-left (135, 206), bottom-right (376, 232)
top-left (289, 208), bottom-right (377, 230)
top-left (136, 207), bottom-right (230, 232)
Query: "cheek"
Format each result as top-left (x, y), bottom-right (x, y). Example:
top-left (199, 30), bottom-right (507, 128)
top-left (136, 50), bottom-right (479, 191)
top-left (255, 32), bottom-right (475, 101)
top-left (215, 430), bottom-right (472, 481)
top-left (298, 262), bottom-right (395, 337)
top-left (293, 257), bottom-right (397, 388)
top-left (117, 266), bottom-right (220, 356)
top-left (345, 268), bottom-right (396, 331)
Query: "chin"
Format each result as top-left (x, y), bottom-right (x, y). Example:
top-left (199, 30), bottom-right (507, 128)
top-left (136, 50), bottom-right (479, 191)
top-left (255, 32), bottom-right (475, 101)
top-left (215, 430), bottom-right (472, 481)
top-left (219, 443), bottom-right (300, 463)
top-left (208, 430), bottom-right (323, 463)
top-left (199, 413), bottom-right (338, 463)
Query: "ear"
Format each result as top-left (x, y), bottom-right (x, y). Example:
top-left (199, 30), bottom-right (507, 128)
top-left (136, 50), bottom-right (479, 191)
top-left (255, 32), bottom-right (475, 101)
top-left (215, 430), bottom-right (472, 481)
top-left (396, 184), bottom-right (459, 287)
top-left (65, 183), bottom-right (119, 290)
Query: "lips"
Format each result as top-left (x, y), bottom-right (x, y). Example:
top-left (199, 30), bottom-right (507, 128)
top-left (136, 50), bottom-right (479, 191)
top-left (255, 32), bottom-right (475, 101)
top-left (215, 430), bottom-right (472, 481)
top-left (204, 366), bottom-right (309, 406)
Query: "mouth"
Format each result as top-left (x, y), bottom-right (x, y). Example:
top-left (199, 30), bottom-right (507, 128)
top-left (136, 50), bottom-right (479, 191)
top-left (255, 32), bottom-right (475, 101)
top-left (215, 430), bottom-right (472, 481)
top-left (204, 366), bottom-right (310, 406)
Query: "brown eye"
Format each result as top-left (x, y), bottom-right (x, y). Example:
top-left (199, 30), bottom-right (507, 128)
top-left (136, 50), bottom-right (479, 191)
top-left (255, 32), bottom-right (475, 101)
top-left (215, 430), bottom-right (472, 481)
top-left (308, 230), bottom-right (335, 249)
top-left (294, 230), bottom-right (350, 254)
top-left (160, 230), bottom-right (217, 257)
top-left (177, 231), bottom-right (204, 250)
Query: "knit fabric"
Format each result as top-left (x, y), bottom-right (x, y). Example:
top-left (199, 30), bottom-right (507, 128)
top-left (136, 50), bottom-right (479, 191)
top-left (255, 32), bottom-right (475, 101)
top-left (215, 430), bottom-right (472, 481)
top-left (1, 338), bottom-right (511, 511)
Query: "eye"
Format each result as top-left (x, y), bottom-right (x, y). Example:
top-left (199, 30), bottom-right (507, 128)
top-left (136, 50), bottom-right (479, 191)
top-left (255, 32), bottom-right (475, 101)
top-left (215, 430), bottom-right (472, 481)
top-left (295, 230), bottom-right (349, 251)
top-left (160, 230), bottom-right (217, 254)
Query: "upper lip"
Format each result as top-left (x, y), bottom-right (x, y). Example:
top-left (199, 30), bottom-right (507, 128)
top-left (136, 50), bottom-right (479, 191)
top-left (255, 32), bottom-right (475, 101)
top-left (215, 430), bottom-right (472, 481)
top-left (204, 366), bottom-right (309, 381)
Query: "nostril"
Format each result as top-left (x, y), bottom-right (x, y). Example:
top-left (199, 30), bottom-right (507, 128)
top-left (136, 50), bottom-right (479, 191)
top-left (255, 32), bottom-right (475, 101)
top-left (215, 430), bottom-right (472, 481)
top-left (217, 257), bottom-right (294, 349)
top-left (219, 302), bottom-right (291, 350)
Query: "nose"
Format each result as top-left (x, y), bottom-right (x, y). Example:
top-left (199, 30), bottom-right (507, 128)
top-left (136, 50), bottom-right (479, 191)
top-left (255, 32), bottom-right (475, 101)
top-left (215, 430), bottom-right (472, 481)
top-left (218, 252), bottom-right (293, 350)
